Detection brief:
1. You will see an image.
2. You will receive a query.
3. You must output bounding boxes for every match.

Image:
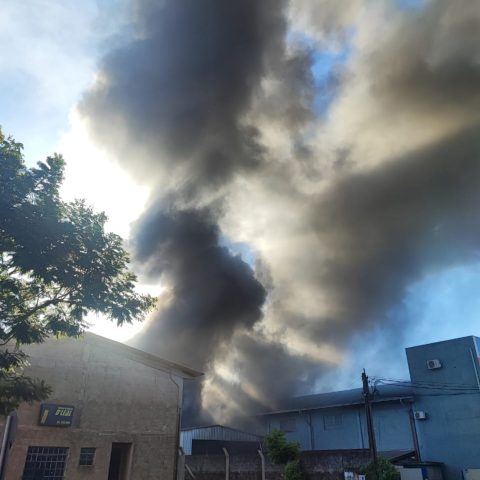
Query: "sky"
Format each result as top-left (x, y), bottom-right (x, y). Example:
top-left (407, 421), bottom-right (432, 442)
top-left (2, 0), bottom-right (480, 422)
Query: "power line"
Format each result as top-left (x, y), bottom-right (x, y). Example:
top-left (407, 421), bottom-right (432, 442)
top-left (373, 377), bottom-right (480, 391)
top-left (374, 376), bottom-right (480, 387)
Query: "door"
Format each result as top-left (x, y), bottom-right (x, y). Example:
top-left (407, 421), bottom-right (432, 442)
top-left (107, 443), bottom-right (132, 480)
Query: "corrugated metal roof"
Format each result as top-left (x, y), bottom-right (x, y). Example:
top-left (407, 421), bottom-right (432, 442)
top-left (257, 383), bottom-right (414, 415)
top-left (180, 424), bottom-right (263, 455)
top-left (181, 424), bottom-right (263, 438)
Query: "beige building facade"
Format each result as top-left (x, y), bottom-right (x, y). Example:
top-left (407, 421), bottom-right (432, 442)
top-left (0, 333), bottom-right (201, 480)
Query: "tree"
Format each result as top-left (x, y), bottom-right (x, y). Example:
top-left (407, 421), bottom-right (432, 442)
top-left (0, 128), bottom-right (156, 415)
top-left (265, 429), bottom-right (300, 464)
top-left (265, 429), bottom-right (304, 479)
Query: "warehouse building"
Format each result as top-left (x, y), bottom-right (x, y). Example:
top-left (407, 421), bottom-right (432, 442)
top-left (257, 336), bottom-right (480, 480)
top-left (406, 336), bottom-right (480, 480)
top-left (259, 384), bottom-right (416, 457)
top-left (0, 333), bottom-right (201, 480)
top-left (180, 425), bottom-right (263, 455)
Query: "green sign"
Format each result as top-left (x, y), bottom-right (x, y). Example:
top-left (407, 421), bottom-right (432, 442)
top-left (39, 404), bottom-right (74, 427)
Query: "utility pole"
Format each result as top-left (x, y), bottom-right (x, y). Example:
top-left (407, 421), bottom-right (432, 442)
top-left (362, 369), bottom-right (378, 465)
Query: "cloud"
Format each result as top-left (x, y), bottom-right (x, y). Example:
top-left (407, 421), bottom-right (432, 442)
top-left (0, 0), bottom-right (127, 161)
top-left (288, 0), bottom-right (363, 47)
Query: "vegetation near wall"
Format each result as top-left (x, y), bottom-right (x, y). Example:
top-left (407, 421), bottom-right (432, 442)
top-left (362, 458), bottom-right (400, 480)
top-left (265, 429), bottom-right (304, 480)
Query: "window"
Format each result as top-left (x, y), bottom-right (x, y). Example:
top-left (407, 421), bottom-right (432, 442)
top-left (323, 414), bottom-right (343, 430)
top-left (279, 418), bottom-right (296, 432)
top-left (22, 446), bottom-right (68, 480)
top-left (79, 448), bottom-right (96, 466)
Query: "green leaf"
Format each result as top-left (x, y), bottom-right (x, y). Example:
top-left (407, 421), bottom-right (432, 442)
top-left (0, 128), bottom-right (157, 415)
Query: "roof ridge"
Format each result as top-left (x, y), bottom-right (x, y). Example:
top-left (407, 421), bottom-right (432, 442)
top-left (84, 332), bottom-right (203, 378)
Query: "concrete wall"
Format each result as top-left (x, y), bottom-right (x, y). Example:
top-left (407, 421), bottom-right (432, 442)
top-left (263, 402), bottom-right (414, 453)
top-left (184, 449), bottom-right (371, 480)
top-left (1, 334), bottom-right (184, 480)
top-left (406, 336), bottom-right (480, 480)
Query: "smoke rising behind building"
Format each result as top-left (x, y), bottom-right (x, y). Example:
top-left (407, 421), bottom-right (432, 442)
top-left (80, 0), bottom-right (480, 423)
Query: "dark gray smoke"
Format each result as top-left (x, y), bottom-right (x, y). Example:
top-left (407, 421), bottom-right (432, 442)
top-left (130, 206), bottom-right (266, 369)
top-left (300, 126), bottom-right (480, 344)
top-left (81, 0), bottom-right (286, 198)
top-left (79, 0), bottom-right (480, 424)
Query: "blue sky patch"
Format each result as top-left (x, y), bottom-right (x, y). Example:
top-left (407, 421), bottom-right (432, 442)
top-left (219, 235), bottom-right (256, 267)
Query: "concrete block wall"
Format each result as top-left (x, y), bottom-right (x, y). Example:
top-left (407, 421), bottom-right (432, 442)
top-left (184, 449), bottom-right (371, 480)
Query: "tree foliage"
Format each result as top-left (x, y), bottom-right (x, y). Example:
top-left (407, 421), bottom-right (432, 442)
top-left (0, 129), bottom-right (156, 415)
top-left (265, 429), bottom-right (300, 465)
top-left (363, 458), bottom-right (401, 480)
top-left (284, 460), bottom-right (304, 480)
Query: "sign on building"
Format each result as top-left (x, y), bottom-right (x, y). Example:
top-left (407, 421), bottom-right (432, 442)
top-left (39, 404), bottom-right (74, 427)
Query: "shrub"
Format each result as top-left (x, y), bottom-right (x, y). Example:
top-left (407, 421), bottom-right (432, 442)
top-left (285, 460), bottom-right (304, 480)
top-left (265, 429), bottom-right (300, 464)
top-left (363, 458), bottom-right (400, 480)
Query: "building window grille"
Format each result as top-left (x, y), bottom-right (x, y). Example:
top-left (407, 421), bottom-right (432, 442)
top-left (279, 418), bottom-right (296, 432)
top-left (22, 446), bottom-right (68, 480)
top-left (79, 447), bottom-right (96, 466)
top-left (324, 414), bottom-right (343, 430)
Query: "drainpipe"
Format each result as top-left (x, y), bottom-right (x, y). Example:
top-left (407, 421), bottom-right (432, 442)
top-left (408, 408), bottom-right (421, 461)
top-left (0, 411), bottom-right (17, 480)
top-left (222, 448), bottom-right (230, 480)
top-left (258, 449), bottom-right (266, 480)
top-left (307, 412), bottom-right (315, 450)
top-left (469, 349), bottom-right (480, 390)
top-left (169, 372), bottom-right (182, 480)
top-left (177, 447), bottom-right (186, 480)
top-left (400, 398), bottom-right (421, 461)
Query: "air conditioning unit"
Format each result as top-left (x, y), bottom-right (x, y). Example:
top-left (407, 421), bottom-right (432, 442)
top-left (414, 411), bottom-right (428, 420)
top-left (427, 359), bottom-right (442, 370)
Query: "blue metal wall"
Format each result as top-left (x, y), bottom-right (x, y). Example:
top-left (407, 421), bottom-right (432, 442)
top-left (263, 402), bottom-right (413, 453)
top-left (406, 336), bottom-right (480, 480)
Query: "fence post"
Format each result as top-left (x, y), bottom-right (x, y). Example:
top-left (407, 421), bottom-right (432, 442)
top-left (222, 448), bottom-right (229, 480)
top-left (258, 449), bottom-right (266, 480)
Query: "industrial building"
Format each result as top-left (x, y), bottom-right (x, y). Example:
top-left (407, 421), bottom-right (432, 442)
top-left (180, 425), bottom-right (263, 455)
top-left (256, 336), bottom-right (480, 480)
top-left (406, 336), bottom-right (480, 480)
top-left (259, 384), bottom-right (416, 456)
top-left (0, 333), bottom-right (201, 480)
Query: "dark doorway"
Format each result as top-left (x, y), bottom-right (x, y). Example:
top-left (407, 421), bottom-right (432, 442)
top-left (107, 443), bottom-right (132, 480)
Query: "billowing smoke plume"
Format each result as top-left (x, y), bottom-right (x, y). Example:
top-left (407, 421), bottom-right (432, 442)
top-left (81, 0), bottom-right (287, 198)
top-left (131, 206), bottom-right (266, 368)
top-left (80, 0), bottom-right (480, 424)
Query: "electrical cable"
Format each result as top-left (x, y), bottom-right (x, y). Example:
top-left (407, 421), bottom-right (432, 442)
top-left (372, 377), bottom-right (480, 391)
